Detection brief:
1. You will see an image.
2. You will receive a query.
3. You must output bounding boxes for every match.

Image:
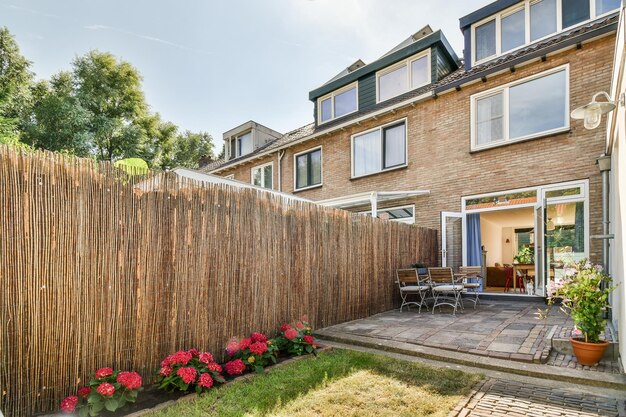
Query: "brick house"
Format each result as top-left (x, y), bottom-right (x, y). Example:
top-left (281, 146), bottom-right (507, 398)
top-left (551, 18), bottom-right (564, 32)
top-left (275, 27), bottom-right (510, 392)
top-left (202, 0), bottom-right (620, 298)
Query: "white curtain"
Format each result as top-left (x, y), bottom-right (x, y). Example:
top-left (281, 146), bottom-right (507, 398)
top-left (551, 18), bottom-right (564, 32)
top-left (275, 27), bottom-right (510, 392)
top-left (353, 131), bottom-right (381, 176)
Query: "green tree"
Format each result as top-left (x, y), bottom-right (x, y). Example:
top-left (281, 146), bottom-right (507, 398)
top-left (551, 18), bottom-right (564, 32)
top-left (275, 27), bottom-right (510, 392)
top-left (168, 130), bottom-right (214, 169)
top-left (22, 73), bottom-right (91, 155)
top-left (0, 27), bottom-right (33, 143)
top-left (73, 51), bottom-right (147, 161)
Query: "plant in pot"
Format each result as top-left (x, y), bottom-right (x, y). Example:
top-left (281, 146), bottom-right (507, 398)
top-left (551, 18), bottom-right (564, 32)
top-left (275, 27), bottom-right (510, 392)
top-left (547, 259), bottom-right (615, 366)
top-left (513, 246), bottom-right (534, 264)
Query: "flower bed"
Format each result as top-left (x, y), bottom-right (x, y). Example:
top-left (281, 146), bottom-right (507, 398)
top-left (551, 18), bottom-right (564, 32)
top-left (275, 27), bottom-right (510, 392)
top-left (57, 318), bottom-right (319, 416)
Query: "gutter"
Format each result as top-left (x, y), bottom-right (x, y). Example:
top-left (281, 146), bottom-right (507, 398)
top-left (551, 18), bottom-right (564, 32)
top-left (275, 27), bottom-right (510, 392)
top-left (210, 91), bottom-right (433, 174)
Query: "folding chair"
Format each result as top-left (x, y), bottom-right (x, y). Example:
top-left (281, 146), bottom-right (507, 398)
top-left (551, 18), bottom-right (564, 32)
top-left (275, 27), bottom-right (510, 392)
top-left (396, 269), bottom-right (430, 313)
top-left (459, 266), bottom-right (483, 308)
top-left (427, 267), bottom-right (464, 315)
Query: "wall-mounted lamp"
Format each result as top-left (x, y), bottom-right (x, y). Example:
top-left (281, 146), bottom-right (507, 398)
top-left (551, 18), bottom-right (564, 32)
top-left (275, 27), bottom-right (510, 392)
top-left (571, 91), bottom-right (623, 129)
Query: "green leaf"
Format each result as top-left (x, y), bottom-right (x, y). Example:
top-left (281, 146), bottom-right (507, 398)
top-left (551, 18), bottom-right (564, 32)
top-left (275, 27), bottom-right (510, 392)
top-left (78, 407), bottom-right (90, 417)
top-left (255, 366), bottom-right (264, 374)
top-left (90, 401), bottom-right (104, 413)
top-left (104, 398), bottom-right (119, 412)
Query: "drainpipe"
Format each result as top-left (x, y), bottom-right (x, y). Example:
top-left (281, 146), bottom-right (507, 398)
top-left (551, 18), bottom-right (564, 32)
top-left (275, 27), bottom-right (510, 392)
top-left (596, 155), bottom-right (612, 318)
top-left (277, 150), bottom-right (285, 192)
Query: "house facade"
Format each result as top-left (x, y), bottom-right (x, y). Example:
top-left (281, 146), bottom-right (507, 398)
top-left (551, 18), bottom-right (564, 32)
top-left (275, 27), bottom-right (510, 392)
top-left (203, 0), bottom-right (620, 300)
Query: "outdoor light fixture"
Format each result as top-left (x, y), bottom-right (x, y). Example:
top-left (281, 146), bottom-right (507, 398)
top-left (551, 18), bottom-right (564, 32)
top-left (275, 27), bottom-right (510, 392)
top-left (571, 91), bottom-right (621, 129)
top-left (547, 218), bottom-right (556, 231)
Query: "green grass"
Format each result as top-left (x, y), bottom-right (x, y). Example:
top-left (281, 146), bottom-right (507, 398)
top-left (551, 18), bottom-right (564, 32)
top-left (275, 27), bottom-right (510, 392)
top-left (145, 349), bottom-right (483, 417)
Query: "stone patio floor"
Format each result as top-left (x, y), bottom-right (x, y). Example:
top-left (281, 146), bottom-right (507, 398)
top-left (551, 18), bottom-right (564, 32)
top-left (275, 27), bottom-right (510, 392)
top-left (320, 299), bottom-right (620, 372)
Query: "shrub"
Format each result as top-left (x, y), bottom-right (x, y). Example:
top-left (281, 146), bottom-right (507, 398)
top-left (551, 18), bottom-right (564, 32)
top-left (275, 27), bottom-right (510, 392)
top-left (157, 348), bottom-right (225, 393)
top-left (224, 332), bottom-right (278, 373)
top-left (274, 319), bottom-right (318, 356)
top-left (59, 367), bottom-right (143, 416)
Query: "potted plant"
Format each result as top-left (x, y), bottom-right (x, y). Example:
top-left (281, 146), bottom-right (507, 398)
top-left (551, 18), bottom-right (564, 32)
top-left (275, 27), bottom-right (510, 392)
top-left (513, 246), bottom-right (534, 264)
top-left (547, 260), bottom-right (615, 366)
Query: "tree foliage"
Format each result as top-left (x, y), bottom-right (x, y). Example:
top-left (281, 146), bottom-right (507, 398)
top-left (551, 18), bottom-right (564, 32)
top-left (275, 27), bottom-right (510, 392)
top-left (0, 27), bottom-right (215, 169)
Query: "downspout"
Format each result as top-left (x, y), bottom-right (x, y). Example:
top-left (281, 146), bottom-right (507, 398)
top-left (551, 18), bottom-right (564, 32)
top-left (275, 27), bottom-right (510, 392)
top-left (597, 154), bottom-right (612, 318)
top-left (277, 150), bottom-right (285, 192)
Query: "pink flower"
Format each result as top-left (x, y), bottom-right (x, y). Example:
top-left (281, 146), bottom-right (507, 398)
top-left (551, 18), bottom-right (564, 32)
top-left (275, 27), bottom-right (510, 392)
top-left (197, 373), bottom-right (214, 388)
top-left (224, 359), bottom-right (246, 375)
top-left (117, 371), bottom-right (142, 390)
top-left (95, 367), bottom-right (113, 379)
top-left (199, 352), bottom-right (214, 364)
top-left (60, 396), bottom-right (78, 413)
top-left (188, 348), bottom-right (200, 357)
top-left (206, 362), bottom-right (222, 373)
top-left (97, 382), bottom-right (115, 397)
top-left (159, 366), bottom-right (173, 377)
top-left (251, 332), bottom-right (267, 343)
top-left (226, 337), bottom-right (240, 356)
top-left (239, 337), bottom-right (252, 351)
top-left (77, 386), bottom-right (91, 398)
top-left (303, 335), bottom-right (314, 344)
top-left (249, 341), bottom-right (268, 355)
top-left (284, 328), bottom-right (298, 340)
top-left (296, 321), bottom-right (304, 330)
top-left (280, 324), bottom-right (291, 332)
top-left (169, 351), bottom-right (193, 366)
top-left (176, 367), bottom-right (197, 384)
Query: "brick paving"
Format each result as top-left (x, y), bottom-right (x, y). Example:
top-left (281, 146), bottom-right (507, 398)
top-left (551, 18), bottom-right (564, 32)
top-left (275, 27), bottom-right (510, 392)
top-left (320, 300), bottom-right (621, 371)
top-left (546, 351), bottom-right (622, 374)
top-left (451, 378), bottom-right (626, 417)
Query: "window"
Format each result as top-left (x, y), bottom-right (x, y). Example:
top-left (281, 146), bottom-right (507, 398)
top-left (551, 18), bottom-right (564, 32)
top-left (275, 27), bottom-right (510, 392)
top-left (471, 66), bottom-right (568, 150)
top-left (251, 163), bottom-right (273, 189)
top-left (472, 0), bottom-right (619, 65)
top-left (227, 131), bottom-right (253, 160)
top-left (295, 147), bottom-right (322, 190)
top-left (360, 205), bottom-right (415, 224)
top-left (352, 120), bottom-right (406, 177)
top-left (377, 51), bottom-right (430, 102)
top-left (318, 83), bottom-right (357, 124)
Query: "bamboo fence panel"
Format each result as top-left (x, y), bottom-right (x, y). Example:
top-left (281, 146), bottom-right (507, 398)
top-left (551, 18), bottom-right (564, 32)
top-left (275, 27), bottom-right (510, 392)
top-left (0, 146), bottom-right (437, 417)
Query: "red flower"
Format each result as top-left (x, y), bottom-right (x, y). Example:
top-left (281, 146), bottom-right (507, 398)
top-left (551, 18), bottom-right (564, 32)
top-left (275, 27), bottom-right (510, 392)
top-left (117, 371), bottom-right (142, 390)
top-left (95, 367), bottom-right (113, 379)
top-left (296, 321), bottom-right (304, 330)
top-left (249, 341), bottom-right (268, 355)
top-left (60, 396), bottom-right (78, 413)
top-left (169, 351), bottom-right (193, 366)
top-left (280, 324), bottom-right (291, 332)
top-left (159, 366), bottom-right (173, 377)
top-left (239, 337), bottom-right (252, 351)
top-left (251, 332), bottom-right (267, 343)
top-left (188, 348), bottom-right (200, 357)
top-left (224, 359), bottom-right (246, 375)
top-left (303, 335), bottom-right (314, 344)
top-left (97, 382), bottom-right (115, 397)
top-left (225, 337), bottom-right (240, 356)
top-left (284, 328), bottom-right (298, 340)
top-left (206, 362), bottom-right (222, 373)
top-left (176, 367), bottom-right (197, 384)
top-left (77, 386), bottom-right (91, 398)
top-left (197, 373), bottom-right (214, 388)
top-left (199, 352), bottom-right (213, 364)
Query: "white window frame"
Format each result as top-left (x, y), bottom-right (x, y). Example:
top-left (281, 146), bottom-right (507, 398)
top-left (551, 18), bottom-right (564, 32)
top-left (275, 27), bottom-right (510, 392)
top-left (471, 0), bottom-right (618, 66)
top-left (376, 49), bottom-right (432, 103)
top-left (359, 204), bottom-right (416, 224)
top-left (293, 146), bottom-right (323, 192)
top-left (317, 82), bottom-right (358, 125)
top-left (224, 174), bottom-right (235, 179)
top-left (470, 64), bottom-right (570, 151)
top-left (350, 117), bottom-right (408, 179)
top-left (250, 162), bottom-right (273, 189)
top-left (232, 130), bottom-right (254, 158)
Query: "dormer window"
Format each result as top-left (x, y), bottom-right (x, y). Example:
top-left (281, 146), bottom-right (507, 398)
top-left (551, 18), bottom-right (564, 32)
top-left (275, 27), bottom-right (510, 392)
top-left (376, 50), bottom-right (431, 103)
top-left (471, 0), bottom-right (619, 66)
top-left (318, 82), bottom-right (358, 124)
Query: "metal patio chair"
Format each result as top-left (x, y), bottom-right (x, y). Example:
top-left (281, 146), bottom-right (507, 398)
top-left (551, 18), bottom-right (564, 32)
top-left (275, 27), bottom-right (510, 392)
top-left (459, 266), bottom-right (483, 308)
top-left (396, 269), bottom-right (430, 313)
top-left (427, 267), bottom-right (464, 315)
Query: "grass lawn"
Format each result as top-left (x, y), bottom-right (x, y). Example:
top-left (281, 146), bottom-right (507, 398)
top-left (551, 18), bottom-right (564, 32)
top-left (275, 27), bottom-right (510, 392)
top-left (145, 348), bottom-right (483, 417)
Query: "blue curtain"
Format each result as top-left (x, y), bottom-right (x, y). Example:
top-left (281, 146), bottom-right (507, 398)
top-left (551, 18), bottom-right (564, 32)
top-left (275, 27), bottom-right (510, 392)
top-left (466, 213), bottom-right (483, 290)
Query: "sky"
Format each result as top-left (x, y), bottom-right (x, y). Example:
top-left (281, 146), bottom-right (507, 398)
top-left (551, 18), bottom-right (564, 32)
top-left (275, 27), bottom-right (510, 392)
top-left (0, 0), bottom-right (487, 149)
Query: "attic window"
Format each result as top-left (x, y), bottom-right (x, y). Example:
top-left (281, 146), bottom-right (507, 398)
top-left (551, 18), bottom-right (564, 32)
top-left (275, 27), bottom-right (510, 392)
top-left (376, 49), bottom-right (431, 103)
top-left (318, 82), bottom-right (358, 124)
top-left (228, 131), bottom-right (253, 160)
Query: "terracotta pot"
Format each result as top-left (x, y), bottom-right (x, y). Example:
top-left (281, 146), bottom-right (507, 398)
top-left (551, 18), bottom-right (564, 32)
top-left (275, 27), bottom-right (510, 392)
top-left (570, 337), bottom-right (609, 366)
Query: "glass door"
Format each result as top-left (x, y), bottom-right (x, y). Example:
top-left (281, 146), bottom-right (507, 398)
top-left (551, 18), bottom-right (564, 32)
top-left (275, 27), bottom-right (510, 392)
top-left (441, 212), bottom-right (463, 270)
top-left (534, 202), bottom-right (546, 296)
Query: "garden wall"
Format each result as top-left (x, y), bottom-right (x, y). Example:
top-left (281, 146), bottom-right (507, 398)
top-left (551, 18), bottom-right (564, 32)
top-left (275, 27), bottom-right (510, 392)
top-left (0, 146), bottom-right (437, 416)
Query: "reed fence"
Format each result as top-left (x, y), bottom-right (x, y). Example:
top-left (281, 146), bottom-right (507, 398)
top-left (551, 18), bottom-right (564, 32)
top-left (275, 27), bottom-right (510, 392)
top-left (0, 146), bottom-right (437, 416)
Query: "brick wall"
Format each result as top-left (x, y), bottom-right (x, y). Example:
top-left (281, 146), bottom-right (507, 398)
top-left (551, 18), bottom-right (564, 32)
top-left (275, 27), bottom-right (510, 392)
top-left (217, 34), bottom-right (616, 264)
